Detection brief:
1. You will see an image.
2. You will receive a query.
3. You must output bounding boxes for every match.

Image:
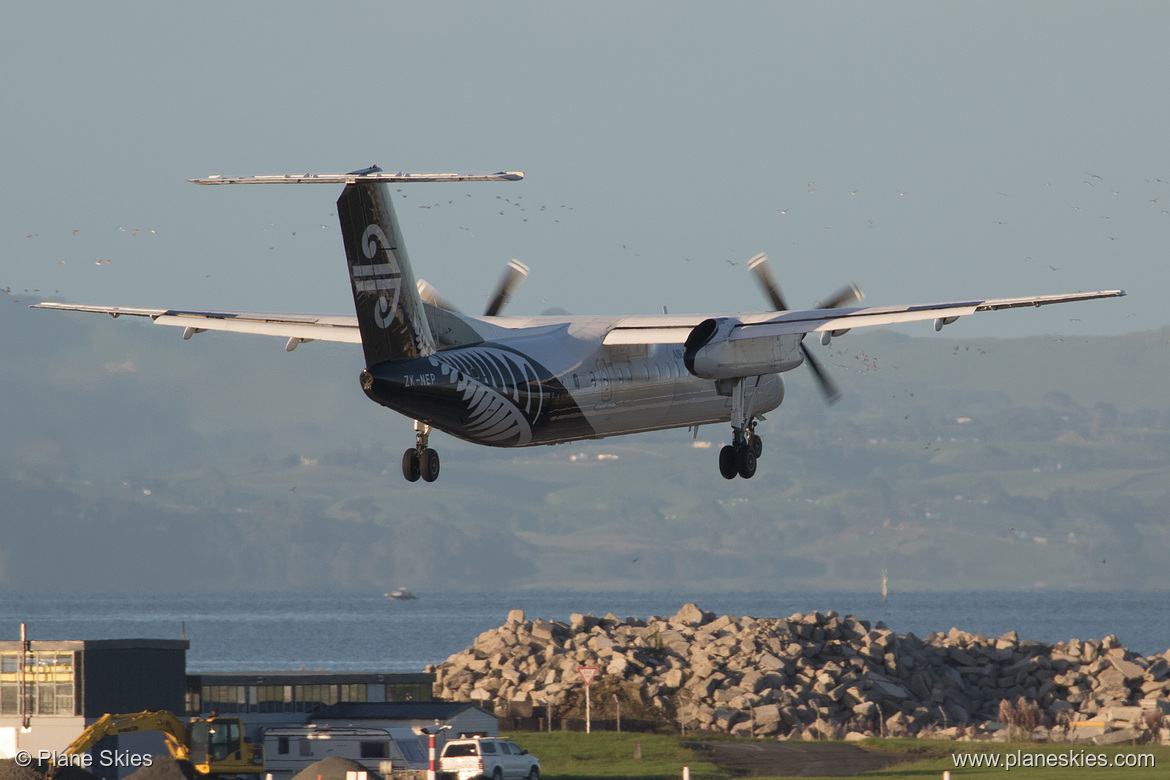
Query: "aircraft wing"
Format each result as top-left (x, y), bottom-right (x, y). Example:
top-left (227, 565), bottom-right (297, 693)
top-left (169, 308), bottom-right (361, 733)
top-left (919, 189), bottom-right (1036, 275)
top-left (603, 289), bottom-right (1126, 346)
top-left (738, 289), bottom-right (1127, 337)
top-left (31, 302), bottom-right (360, 349)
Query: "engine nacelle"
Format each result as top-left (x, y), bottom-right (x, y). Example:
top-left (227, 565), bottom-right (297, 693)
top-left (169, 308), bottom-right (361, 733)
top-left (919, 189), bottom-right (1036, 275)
top-left (683, 317), bottom-right (805, 380)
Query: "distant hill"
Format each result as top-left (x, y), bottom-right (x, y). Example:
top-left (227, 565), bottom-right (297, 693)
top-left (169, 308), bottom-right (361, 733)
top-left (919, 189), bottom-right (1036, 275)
top-left (3, 291), bottom-right (1169, 593)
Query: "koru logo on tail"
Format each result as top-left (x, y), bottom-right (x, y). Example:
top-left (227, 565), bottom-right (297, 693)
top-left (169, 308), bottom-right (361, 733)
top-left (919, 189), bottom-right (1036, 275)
top-left (352, 224), bottom-right (401, 329)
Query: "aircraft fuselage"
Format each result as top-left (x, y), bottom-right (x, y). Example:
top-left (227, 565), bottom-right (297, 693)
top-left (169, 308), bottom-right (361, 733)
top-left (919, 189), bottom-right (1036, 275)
top-left (362, 313), bottom-right (785, 447)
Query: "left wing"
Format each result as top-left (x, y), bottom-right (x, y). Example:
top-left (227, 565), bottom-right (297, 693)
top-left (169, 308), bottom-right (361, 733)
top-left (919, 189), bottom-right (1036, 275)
top-left (605, 289), bottom-right (1127, 345)
top-left (31, 302), bottom-right (359, 351)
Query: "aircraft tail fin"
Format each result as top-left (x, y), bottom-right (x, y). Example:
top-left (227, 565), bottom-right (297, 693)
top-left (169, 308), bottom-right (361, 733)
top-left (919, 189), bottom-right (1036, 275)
top-left (190, 166), bottom-right (523, 367)
top-left (337, 181), bottom-right (434, 365)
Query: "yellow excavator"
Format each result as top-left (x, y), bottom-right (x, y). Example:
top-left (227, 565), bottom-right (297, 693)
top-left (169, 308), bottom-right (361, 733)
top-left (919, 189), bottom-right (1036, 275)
top-left (50, 711), bottom-right (265, 777)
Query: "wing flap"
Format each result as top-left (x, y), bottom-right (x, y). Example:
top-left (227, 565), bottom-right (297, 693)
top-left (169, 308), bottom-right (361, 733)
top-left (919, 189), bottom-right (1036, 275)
top-left (603, 327), bottom-right (694, 346)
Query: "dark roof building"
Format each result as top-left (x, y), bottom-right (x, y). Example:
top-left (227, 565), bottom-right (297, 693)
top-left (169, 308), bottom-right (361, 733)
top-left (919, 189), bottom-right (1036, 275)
top-left (314, 701), bottom-right (497, 740)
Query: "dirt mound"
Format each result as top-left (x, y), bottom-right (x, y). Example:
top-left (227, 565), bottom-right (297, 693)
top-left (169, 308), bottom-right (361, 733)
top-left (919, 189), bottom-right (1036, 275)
top-left (52, 767), bottom-right (99, 780)
top-left (0, 759), bottom-right (44, 780)
top-left (291, 756), bottom-right (378, 780)
top-left (124, 758), bottom-right (195, 780)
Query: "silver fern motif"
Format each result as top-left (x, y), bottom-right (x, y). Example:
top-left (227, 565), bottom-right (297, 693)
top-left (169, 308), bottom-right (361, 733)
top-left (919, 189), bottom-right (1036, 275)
top-left (430, 346), bottom-right (545, 445)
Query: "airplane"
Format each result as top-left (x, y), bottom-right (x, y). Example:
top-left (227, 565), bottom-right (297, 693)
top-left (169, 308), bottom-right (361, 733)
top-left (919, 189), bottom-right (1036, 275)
top-left (33, 166), bottom-right (1126, 483)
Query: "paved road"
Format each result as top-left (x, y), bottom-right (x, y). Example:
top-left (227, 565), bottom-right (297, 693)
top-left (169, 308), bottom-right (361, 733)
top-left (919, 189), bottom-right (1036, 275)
top-left (687, 740), bottom-right (922, 777)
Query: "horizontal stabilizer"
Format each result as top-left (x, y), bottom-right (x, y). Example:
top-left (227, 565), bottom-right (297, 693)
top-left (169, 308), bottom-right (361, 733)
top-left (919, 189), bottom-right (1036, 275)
top-left (190, 171), bottom-right (523, 185)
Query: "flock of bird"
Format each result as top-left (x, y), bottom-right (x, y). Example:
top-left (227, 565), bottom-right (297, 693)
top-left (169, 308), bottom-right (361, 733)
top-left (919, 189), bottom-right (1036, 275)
top-left (5, 171), bottom-right (1159, 322)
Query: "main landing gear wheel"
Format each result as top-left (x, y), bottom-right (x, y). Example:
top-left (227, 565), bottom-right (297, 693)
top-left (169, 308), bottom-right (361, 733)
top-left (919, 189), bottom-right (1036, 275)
top-left (719, 445), bottom-right (738, 480)
top-left (736, 443), bottom-right (757, 479)
top-left (402, 449), bottom-right (421, 482)
top-left (402, 421), bottom-right (441, 483)
top-left (420, 447), bottom-right (440, 482)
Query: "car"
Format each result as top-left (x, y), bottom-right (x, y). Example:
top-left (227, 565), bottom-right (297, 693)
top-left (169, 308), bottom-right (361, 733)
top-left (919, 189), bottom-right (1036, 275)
top-left (439, 737), bottom-right (540, 780)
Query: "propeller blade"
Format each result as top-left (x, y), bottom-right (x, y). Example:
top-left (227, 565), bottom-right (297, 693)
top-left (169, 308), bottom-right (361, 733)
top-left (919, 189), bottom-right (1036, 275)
top-left (817, 283), bottom-right (865, 310)
top-left (416, 279), bottom-right (460, 313)
top-left (484, 259), bottom-right (530, 316)
top-left (747, 253), bottom-right (789, 312)
top-left (801, 343), bottom-right (841, 404)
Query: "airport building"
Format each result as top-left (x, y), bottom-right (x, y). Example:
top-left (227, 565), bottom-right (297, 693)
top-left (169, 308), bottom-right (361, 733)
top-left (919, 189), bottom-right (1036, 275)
top-left (0, 638), bottom-right (188, 761)
top-left (0, 635), bottom-right (483, 777)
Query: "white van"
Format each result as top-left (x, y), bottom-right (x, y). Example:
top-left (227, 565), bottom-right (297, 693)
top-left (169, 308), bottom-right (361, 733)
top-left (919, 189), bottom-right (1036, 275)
top-left (264, 726), bottom-right (428, 779)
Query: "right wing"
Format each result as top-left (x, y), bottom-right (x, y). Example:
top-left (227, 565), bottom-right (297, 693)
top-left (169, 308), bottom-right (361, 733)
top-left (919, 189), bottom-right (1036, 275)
top-left (31, 302), bottom-right (360, 351)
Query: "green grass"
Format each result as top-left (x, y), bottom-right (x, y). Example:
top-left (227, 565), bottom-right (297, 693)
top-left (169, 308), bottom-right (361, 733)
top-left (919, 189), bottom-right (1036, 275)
top-left (502, 732), bottom-right (1170, 780)
top-left (501, 732), bottom-right (730, 779)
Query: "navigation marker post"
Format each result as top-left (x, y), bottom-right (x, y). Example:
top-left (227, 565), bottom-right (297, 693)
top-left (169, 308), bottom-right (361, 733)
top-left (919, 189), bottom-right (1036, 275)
top-left (579, 666), bottom-right (598, 733)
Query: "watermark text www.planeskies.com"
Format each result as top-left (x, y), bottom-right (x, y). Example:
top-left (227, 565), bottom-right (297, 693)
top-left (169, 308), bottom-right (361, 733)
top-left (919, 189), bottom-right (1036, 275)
top-left (952, 748), bottom-right (1155, 771)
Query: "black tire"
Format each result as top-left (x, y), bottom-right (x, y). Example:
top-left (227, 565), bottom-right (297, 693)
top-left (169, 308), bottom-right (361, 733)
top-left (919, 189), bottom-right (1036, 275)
top-left (421, 447), bottom-right (441, 482)
top-left (401, 449), bottom-right (421, 482)
top-left (491, 769), bottom-right (503, 780)
top-left (527, 767), bottom-right (540, 780)
top-left (718, 445), bottom-right (738, 479)
top-left (750, 432), bottom-right (763, 458)
top-left (736, 443), bottom-right (757, 479)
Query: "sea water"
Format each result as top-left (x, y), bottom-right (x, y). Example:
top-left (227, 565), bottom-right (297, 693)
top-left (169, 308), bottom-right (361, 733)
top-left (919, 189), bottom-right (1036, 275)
top-left (0, 591), bottom-right (1166, 672)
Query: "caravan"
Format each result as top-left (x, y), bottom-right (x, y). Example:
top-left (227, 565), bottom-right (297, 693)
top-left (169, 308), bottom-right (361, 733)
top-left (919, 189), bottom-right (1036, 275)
top-left (263, 726), bottom-right (427, 779)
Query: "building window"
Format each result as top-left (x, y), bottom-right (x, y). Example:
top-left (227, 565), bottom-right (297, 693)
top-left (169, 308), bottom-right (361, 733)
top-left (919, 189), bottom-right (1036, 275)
top-left (359, 742), bottom-right (388, 759)
top-left (277, 737), bottom-right (290, 756)
top-left (0, 651), bottom-right (77, 716)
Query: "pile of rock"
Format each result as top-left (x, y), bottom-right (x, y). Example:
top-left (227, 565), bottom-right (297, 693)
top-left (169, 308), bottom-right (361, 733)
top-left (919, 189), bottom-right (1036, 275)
top-left (429, 604), bottom-right (1170, 743)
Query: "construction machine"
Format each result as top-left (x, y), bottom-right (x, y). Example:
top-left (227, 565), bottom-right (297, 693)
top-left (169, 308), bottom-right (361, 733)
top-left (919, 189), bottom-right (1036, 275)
top-left (50, 710), bottom-right (264, 777)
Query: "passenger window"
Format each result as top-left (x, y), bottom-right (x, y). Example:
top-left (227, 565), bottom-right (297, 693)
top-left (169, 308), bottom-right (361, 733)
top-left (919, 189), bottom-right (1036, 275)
top-left (481, 742), bottom-right (497, 754)
top-left (498, 743), bottom-right (513, 755)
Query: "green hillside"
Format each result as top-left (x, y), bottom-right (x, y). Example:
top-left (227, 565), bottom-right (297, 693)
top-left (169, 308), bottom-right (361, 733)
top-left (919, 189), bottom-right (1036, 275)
top-left (3, 294), bottom-right (1169, 592)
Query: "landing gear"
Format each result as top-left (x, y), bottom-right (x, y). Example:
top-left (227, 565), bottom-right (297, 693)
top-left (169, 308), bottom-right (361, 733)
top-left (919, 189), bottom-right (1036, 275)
top-left (402, 421), bottom-right (441, 483)
top-left (719, 432), bottom-right (761, 480)
top-left (719, 377), bottom-right (764, 480)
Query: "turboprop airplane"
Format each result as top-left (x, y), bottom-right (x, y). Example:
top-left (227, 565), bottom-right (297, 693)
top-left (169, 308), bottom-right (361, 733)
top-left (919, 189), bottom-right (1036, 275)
top-left (34, 166), bottom-right (1125, 483)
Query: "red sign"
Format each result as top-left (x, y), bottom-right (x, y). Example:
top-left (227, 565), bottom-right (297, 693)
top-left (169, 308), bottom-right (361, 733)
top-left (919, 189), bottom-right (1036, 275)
top-left (579, 666), bottom-right (598, 686)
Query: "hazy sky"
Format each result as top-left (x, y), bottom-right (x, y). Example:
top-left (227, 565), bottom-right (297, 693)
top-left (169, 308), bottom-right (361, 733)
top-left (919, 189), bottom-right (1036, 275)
top-left (4, 3), bottom-right (1164, 338)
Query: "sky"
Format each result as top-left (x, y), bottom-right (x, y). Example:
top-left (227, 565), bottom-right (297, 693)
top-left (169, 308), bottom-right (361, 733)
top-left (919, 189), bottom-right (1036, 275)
top-left (3, 2), bottom-right (1166, 339)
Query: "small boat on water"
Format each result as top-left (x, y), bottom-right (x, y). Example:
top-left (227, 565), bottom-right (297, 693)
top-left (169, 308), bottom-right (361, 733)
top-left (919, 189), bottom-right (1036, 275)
top-left (385, 588), bottom-right (418, 600)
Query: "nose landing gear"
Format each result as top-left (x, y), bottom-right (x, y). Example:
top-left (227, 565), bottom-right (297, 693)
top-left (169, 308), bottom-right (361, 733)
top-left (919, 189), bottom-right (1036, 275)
top-left (402, 421), bottom-right (441, 483)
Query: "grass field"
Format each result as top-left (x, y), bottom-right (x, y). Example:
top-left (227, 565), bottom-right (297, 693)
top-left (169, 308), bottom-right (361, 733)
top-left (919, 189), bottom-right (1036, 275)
top-left (502, 732), bottom-right (1170, 779)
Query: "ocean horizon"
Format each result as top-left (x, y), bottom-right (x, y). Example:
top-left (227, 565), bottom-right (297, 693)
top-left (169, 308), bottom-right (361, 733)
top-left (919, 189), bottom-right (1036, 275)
top-left (1, 590), bottom-right (1166, 673)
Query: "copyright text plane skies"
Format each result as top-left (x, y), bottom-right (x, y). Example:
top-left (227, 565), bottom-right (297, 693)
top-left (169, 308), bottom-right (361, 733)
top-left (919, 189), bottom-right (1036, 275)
top-left (33, 167), bottom-right (1126, 483)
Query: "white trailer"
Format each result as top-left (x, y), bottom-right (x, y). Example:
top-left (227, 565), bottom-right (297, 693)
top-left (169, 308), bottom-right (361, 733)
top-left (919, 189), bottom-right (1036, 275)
top-left (263, 725), bottom-right (428, 780)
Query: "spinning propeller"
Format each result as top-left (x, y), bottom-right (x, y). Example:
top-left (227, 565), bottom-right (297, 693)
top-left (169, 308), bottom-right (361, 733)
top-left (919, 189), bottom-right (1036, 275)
top-left (417, 258), bottom-right (530, 316)
top-left (484, 259), bottom-right (530, 316)
top-left (746, 252), bottom-right (863, 405)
